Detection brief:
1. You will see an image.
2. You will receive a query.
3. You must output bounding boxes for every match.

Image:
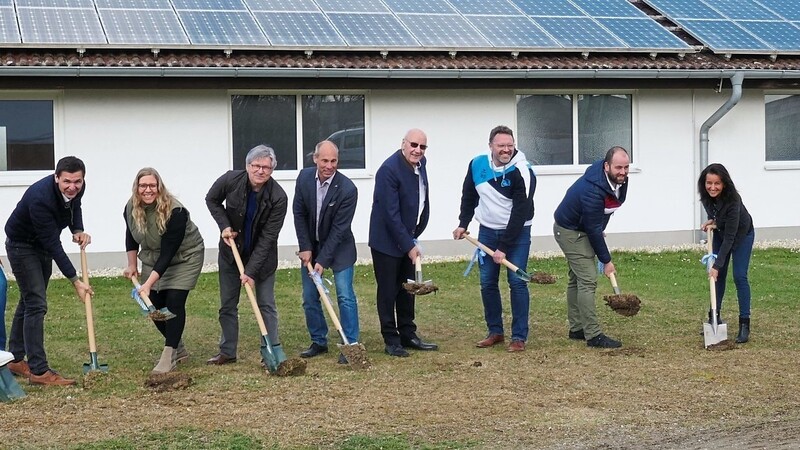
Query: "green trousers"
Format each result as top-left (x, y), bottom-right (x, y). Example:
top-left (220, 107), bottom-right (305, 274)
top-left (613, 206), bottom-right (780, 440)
top-left (553, 223), bottom-right (602, 340)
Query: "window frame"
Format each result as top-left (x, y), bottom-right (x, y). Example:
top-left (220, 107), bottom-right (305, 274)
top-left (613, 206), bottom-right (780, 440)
top-left (228, 90), bottom-right (371, 181)
top-left (0, 90), bottom-right (62, 186)
top-left (764, 91), bottom-right (800, 171)
top-left (514, 89), bottom-right (638, 175)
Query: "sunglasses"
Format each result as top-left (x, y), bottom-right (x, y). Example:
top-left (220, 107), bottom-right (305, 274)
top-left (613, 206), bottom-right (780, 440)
top-left (408, 141), bottom-right (428, 151)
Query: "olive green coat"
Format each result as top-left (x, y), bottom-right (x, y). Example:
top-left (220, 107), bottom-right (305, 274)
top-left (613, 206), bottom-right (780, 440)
top-left (125, 199), bottom-right (204, 291)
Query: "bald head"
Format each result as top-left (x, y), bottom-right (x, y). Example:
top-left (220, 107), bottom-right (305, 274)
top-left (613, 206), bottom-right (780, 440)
top-left (401, 128), bottom-right (427, 166)
top-left (314, 140), bottom-right (339, 182)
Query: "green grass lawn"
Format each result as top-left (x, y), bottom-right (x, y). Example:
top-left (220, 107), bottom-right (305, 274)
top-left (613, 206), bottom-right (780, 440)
top-left (2, 247), bottom-right (800, 449)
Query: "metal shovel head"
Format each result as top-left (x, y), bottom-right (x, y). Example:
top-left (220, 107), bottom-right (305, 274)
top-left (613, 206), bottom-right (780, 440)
top-left (83, 352), bottom-right (109, 374)
top-left (260, 336), bottom-right (278, 373)
top-left (703, 322), bottom-right (728, 348)
top-left (0, 366), bottom-right (26, 401)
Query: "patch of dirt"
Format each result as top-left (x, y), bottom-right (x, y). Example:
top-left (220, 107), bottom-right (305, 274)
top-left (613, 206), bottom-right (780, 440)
top-left (600, 347), bottom-right (646, 357)
top-left (531, 271), bottom-right (557, 284)
top-left (81, 371), bottom-right (110, 390)
top-left (402, 282), bottom-right (439, 295)
top-left (338, 343), bottom-right (371, 370)
top-left (144, 372), bottom-right (192, 392)
top-left (275, 358), bottom-right (306, 376)
top-left (604, 293), bottom-right (642, 316)
top-left (706, 339), bottom-right (737, 351)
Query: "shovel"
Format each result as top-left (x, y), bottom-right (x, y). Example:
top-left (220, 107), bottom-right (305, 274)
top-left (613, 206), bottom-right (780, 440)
top-left (0, 351), bottom-right (26, 402)
top-left (129, 275), bottom-right (177, 321)
top-left (306, 262), bottom-right (370, 370)
top-left (462, 233), bottom-right (534, 283)
top-left (703, 228), bottom-right (728, 348)
top-left (227, 239), bottom-right (278, 374)
top-left (603, 272), bottom-right (641, 316)
top-left (80, 249), bottom-right (108, 374)
top-left (402, 256), bottom-right (439, 295)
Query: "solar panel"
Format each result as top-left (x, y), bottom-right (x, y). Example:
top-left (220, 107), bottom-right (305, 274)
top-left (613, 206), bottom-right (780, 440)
top-left (707, 0), bottom-right (779, 20)
top-left (16, 0), bottom-right (93, 7)
top-left (178, 11), bottom-right (269, 45)
top-left (244, 0), bottom-right (319, 12)
top-left (756, 0), bottom-right (800, 21)
top-left (0, 0), bottom-right (12, 6)
top-left (466, 15), bottom-right (557, 47)
top-left (397, 14), bottom-right (490, 47)
top-left (95, 0), bottom-right (172, 8)
top-left (598, 18), bottom-right (691, 49)
top-left (172, 0), bottom-right (247, 10)
top-left (642, 0), bottom-right (724, 20)
top-left (449, 0), bottom-right (521, 16)
top-left (254, 12), bottom-right (345, 46)
top-left (509, 0), bottom-right (584, 17)
top-left (736, 21), bottom-right (800, 51)
top-left (0, 7), bottom-right (20, 43)
top-left (17, 7), bottom-right (107, 44)
top-left (100, 9), bottom-right (189, 45)
top-left (382, 0), bottom-right (455, 15)
top-left (315, 0), bottom-right (389, 13)
top-left (327, 13), bottom-right (418, 46)
top-left (533, 17), bottom-right (624, 48)
top-left (678, 19), bottom-right (768, 51)
top-left (569, 0), bottom-right (646, 18)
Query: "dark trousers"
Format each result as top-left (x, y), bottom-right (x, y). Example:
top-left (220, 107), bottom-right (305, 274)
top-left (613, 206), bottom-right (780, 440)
top-left (149, 289), bottom-right (189, 348)
top-left (371, 248), bottom-right (417, 346)
top-left (5, 241), bottom-right (52, 375)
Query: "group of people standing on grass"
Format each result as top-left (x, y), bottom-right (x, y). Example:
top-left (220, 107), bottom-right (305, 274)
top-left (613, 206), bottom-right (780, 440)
top-left (0, 125), bottom-right (754, 386)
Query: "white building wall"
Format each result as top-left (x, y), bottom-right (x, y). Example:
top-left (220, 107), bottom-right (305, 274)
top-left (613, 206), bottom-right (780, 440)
top-left (0, 86), bottom-right (797, 269)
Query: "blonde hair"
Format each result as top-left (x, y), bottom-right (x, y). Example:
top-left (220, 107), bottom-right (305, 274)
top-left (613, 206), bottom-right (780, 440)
top-left (130, 167), bottom-right (176, 234)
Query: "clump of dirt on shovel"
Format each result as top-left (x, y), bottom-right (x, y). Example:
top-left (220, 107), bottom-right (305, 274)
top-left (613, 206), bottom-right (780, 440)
top-left (339, 343), bottom-right (371, 370)
top-left (604, 293), bottom-right (641, 316)
top-left (275, 358), bottom-right (307, 377)
top-left (148, 311), bottom-right (169, 321)
top-left (145, 372), bottom-right (192, 392)
top-left (531, 272), bottom-right (557, 284)
top-left (402, 282), bottom-right (439, 295)
top-left (707, 339), bottom-right (737, 351)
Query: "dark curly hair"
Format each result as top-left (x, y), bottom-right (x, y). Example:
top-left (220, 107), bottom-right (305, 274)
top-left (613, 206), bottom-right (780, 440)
top-left (698, 163), bottom-right (739, 206)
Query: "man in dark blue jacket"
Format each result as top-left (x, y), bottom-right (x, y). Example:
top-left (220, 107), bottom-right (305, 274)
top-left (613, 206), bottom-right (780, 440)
top-left (553, 146), bottom-right (629, 349)
top-left (5, 156), bottom-right (93, 386)
top-left (294, 140), bottom-right (359, 364)
top-left (369, 128), bottom-right (437, 357)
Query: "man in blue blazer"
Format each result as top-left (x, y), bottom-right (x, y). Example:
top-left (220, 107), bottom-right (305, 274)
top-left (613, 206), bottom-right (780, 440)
top-left (294, 140), bottom-right (360, 364)
top-left (369, 128), bottom-right (438, 357)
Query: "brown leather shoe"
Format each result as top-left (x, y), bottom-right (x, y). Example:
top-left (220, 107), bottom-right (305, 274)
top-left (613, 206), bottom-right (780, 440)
top-left (507, 340), bottom-right (525, 352)
top-left (7, 360), bottom-right (31, 378)
top-left (206, 353), bottom-right (237, 365)
top-left (29, 370), bottom-right (76, 386)
top-left (476, 334), bottom-right (505, 348)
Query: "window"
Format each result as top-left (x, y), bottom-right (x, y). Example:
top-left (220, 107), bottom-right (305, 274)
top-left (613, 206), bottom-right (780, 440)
top-left (0, 100), bottom-right (55, 171)
top-left (231, 94), bottom-right (365, 171)
top-left (516, 94), bottom-right (632, 166)
top-left (765, 94), bottom-right (800, 161)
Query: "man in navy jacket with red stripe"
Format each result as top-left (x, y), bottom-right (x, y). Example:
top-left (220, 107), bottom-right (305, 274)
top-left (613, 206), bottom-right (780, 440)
top-left (369, 128), bottom-right (438, 357)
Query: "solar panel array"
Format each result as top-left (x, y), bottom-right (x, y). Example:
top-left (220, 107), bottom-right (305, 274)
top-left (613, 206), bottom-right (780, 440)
top-left (0, 0), bottom-right (694, 52)
top-left (644, 0), bottom-right (800, 54)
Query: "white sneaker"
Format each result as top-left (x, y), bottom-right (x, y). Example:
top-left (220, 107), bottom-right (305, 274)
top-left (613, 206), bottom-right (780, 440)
top-left (0, 350), bottom-right (13, 367)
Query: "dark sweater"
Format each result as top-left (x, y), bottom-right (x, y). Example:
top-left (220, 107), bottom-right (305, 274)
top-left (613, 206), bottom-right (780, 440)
top-left (703, 195), bottom-right (753, 270)
top-left (5, 175), bottom-right (85, 280)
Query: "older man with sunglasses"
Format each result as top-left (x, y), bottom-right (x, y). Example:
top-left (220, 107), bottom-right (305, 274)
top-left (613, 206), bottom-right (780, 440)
top-left (369, 128), bottom-right (438, 357)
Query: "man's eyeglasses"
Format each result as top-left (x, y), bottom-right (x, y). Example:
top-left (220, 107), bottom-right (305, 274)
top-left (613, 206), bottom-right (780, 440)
top-left (408, 141), bottom-right (428, 151)
top-left (249, 163), bottom-right (273, 172)
top-left (138, 183), bottom-right (158, 191)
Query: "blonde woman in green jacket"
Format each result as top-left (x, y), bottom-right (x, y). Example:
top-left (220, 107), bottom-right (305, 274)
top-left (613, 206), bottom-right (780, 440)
top-left (123, 168), bottom-right (204, 374)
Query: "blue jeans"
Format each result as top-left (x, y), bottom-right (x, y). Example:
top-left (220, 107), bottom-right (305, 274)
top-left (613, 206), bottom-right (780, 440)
top-left (301, 265), bottom-right (360, 345)
top-left (0, 265), bottom-right (7, 350)
top-left (713, 228), bottom-right (755, 318)
top-left (478, 225), bottom-right (531, 342)
top-left (5, 241), bottom-right (52, 374)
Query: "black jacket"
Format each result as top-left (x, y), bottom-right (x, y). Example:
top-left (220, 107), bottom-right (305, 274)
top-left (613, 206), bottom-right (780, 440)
top-left (5, 175), bottom-right (85, 280)
top-left (703, 195), bottom-right (753, 270)
top-left (206, 170), bottom-right (287, 280)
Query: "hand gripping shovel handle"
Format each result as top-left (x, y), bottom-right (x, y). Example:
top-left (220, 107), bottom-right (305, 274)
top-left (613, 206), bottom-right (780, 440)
top-left (228, 238), bottom-right (278, 372)
top-left (608, 272), bottom-right (622, 295)
top-left (462, 233), bottom-right (531, 282)
top-left (306, 262), bottom-right (351, 346)
top-left (130, 275), bottom-right (176, 320)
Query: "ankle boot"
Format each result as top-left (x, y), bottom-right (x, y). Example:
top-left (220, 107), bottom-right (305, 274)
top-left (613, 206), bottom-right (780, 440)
top-left (152, 346), bottom-right (177, 374)
top-left (173, 340), bottom-right (189, 364)
top-left (736, 317), bottom-right (750, 343)
top-left (707, 309), bottom-right (724, 324)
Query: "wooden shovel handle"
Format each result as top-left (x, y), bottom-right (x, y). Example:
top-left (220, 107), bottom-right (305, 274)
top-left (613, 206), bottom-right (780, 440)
top-left (608, 272), bottom-right (621, 295)
top-left (129, 275), bottom-right (156, 308)
top-left (462, 233), bottom-right (522, 273)
top-left (228, 238), bottom-right (270, 337)
top-left (80, 249), bottom-right (98, 353)
top-left (707, 228), bottom-right (718, 315)
top-left (306, 262), bottom-right (350, 345)
top-left (414, 256), bottom-right (423, 283)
